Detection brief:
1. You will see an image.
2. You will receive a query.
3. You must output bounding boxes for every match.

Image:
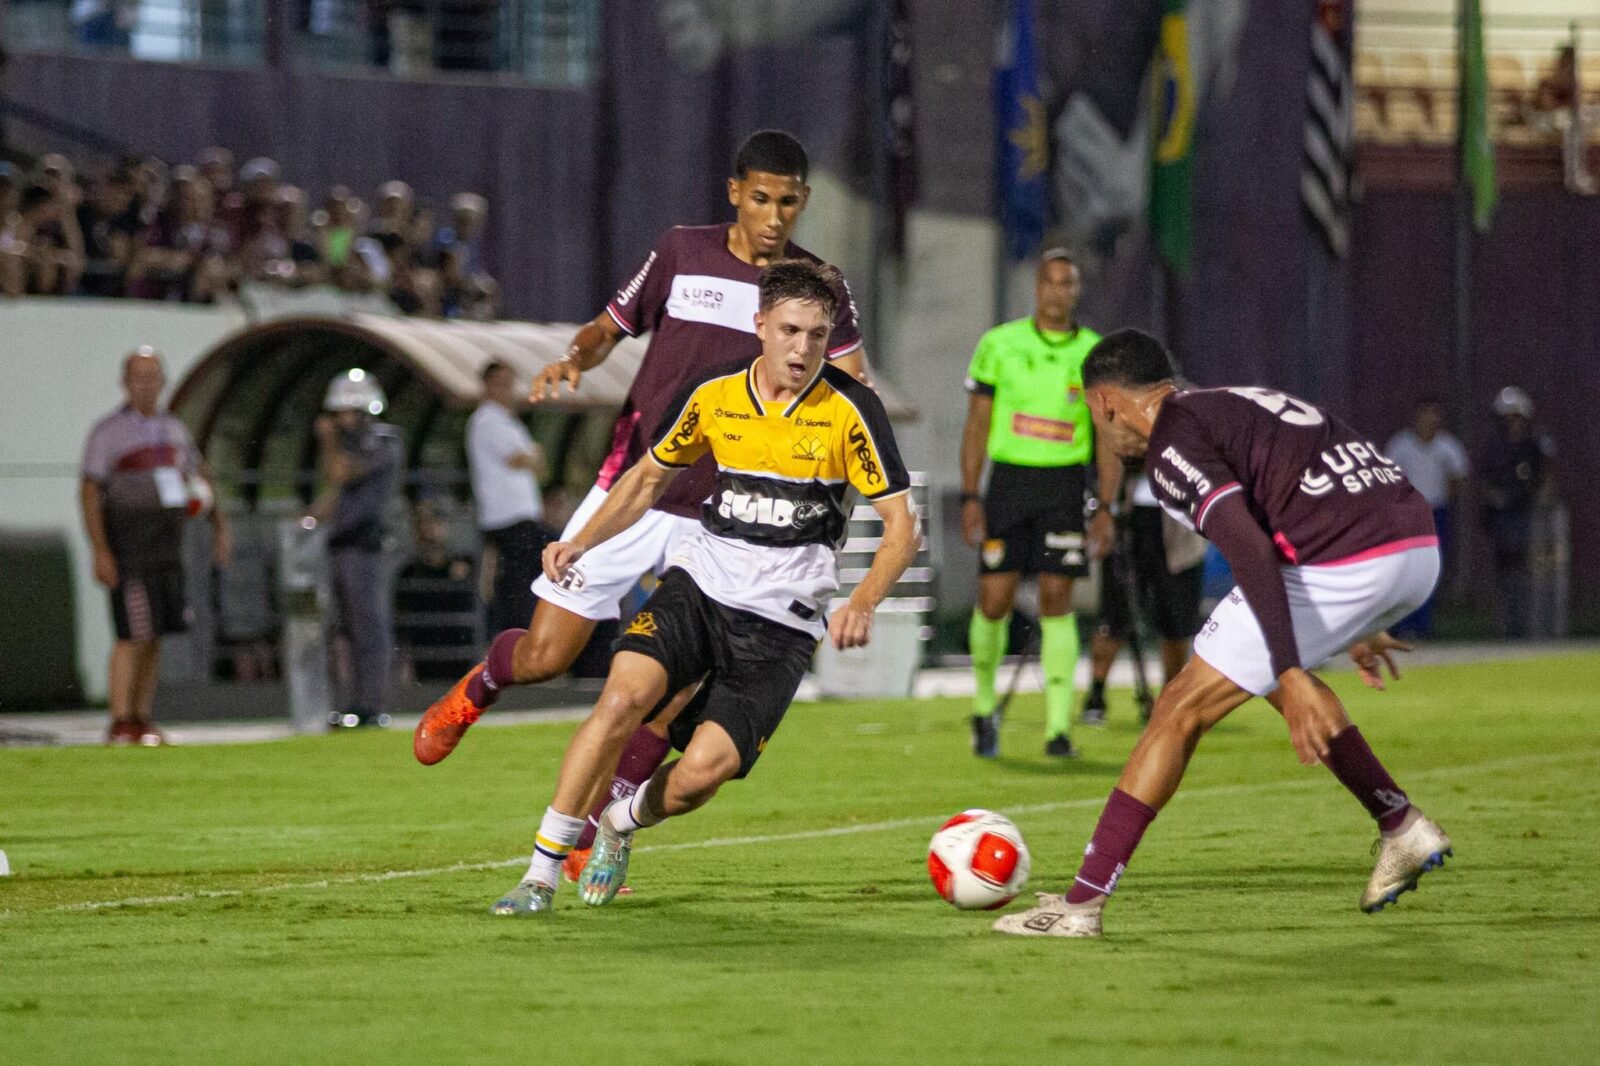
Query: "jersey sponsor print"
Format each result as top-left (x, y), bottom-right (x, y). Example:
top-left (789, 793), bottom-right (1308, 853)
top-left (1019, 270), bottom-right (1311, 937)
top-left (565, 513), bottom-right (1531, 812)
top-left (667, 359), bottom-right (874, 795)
top-left (599, 225), bottom-right (864, 518)
top-left (647, 359), bottom-right (909, 636)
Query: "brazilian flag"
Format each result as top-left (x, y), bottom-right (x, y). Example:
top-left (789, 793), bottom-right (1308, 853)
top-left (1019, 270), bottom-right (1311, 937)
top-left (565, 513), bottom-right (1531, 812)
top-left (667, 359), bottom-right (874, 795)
top-left (1148, 0), bottom-right (1195, 274)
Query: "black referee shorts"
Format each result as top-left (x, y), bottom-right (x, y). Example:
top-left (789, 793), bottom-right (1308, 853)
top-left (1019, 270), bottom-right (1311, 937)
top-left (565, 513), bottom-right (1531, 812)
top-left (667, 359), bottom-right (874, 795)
top-left (980, 461), bottom-right (1090, 578)
top-left (615, 568), bottom-right (816, 779)
top-left (1098, 507), bottom-right (1203, 642)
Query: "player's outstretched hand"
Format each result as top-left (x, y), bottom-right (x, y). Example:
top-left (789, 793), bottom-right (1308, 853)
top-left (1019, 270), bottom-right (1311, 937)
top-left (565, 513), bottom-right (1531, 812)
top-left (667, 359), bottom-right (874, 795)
top-left (530, 358), bottom-right (581, 402)
top-left (1276, 669), bottom-right (1347, 766)
top-left (830, 595), bottom-right (874, 651)
top-left (542, 540), bottom-right (585, 583)
top-left (1348, 631), bottom-right (1411, 691)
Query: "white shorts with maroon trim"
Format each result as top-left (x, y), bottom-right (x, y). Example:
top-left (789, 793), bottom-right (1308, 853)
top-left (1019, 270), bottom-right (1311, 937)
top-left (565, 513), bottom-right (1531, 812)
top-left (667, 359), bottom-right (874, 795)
top-left (531, 484), bottom-right (701, 622)
top-left (1194, 542), bottom-right (1440, 696)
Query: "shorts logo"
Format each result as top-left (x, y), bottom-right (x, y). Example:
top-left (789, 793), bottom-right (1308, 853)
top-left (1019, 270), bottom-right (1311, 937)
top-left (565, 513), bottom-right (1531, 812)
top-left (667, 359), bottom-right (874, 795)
top-left (557, 565), bottom-right (587, 592)
top-left (982, 539), bottom-right (1006, 569)
top-left (792, 435), bottom-right (826, 461)
top-left (848, 425), bottom-right (881, 485)
top-left (662, 402), bottom-right (700, 454)
top-left (1044, 531), bottom-right (1083, 550)
top-left (624, 611), bottom-right (658, 638)
top-left (757, 736), bottom-right (768, 753)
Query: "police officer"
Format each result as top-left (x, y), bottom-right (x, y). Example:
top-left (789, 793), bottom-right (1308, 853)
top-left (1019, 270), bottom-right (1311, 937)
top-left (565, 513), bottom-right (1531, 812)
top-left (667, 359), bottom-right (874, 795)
top-left (959, 249), bottom-right (1100, 758)
top-left (312, 369), bottom-right (404, 727)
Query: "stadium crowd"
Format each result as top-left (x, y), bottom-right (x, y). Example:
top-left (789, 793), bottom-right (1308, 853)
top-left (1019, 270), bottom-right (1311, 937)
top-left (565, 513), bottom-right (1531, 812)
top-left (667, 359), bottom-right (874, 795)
top-left (0, 146), bottom-right (499, 318)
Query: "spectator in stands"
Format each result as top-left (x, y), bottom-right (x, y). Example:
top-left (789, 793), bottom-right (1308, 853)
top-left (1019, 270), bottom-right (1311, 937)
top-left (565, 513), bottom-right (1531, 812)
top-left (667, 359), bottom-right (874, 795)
top-left (1480, 387), bottom-right (1557, 640)
top-left (396, 499), bottom-right (479, 681)
top-left (81, 348), bottom-right (230, 745)
top-left (0, 163), bottom-right (24, 296)
top-left (467, 360), bottom-right (550, 635)
top-left (17, 182), bottom-right (84, 295)
top-left (222, 157), bottom-right (282, 262)
top-left (72, 0), bottom-right (134, 51)
top-left (76, 164), bottom-right (141, 297)
top-left (277, 185), bottom-right (324, 286)
top-left (316, 185), bottom-right (362, 286)
top-left (196, 146), bottom-right (235, 201)
top-left (129, 165), bottom-right (234, 302)
top-left (431, 192), bottom-right (487, 274)
top-left (310, 369), bottom-right (404, 728)
top-left (1385, 397), bottom-right (1470, 638)
top-left (1533, 45), bottom-right (1579, 117)
top-left (369, 181), bottom-right (416, 247)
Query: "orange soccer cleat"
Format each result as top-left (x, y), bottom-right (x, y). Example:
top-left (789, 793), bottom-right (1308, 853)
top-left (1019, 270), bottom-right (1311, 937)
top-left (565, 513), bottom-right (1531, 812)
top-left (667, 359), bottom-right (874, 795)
top-left (413, 664), bottom-right (487, 765)
top-left (562, 847), bottom-right (592, 883)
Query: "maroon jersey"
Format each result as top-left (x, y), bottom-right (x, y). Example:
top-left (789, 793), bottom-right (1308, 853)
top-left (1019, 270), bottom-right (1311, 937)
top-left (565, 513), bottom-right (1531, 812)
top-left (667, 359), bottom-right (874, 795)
top-left (598, 224), bottom-right (863, 517)
top-left (1147, 387), bottom-right (1436, 677)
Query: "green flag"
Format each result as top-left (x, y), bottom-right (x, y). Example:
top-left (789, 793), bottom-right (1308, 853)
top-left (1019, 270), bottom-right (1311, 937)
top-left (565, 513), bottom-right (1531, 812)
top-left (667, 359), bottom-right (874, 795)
top-left (1148, 0), bottom-right (1195, 273)
top-left (1460, 0), bottom-right (1497, 231)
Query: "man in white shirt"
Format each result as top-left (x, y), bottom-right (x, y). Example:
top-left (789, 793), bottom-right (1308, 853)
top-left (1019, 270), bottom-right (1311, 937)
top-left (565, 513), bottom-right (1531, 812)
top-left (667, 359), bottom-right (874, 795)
top-left (1384, 398), bottom-right (1469, 637)
top-left (467, 362), bottom-right (550, 634)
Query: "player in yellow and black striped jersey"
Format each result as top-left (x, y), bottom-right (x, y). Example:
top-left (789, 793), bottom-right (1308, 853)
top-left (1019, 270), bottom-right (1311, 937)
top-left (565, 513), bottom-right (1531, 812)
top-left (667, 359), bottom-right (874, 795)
top-left (490, 259), bottom-right (920, 916)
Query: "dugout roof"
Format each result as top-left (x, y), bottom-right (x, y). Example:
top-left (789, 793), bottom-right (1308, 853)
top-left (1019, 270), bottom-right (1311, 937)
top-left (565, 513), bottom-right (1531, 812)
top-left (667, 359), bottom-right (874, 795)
top-left (170, 314), bottom-right (916, 508)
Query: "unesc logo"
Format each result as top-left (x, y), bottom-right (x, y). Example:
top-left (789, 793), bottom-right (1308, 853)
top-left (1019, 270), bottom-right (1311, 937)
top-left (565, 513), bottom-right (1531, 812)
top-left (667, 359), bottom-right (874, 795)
top-left (849, 426), bottom-right (881, 485)
top-left (662, 403), bottom-right (700, 453)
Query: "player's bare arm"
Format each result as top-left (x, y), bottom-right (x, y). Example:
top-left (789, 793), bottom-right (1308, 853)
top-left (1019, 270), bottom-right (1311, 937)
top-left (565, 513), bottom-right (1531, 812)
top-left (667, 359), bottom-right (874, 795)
top-left (958, 392), bottom-right (992, 548)
top-left (542, 456), bottom-right (679, 582)
top-left (831, 492), bottom-right (919, 651)
top-left (1087, 433), bottom-right (1122, 559)
top-left (79, 477), bottom-right (118, 588)
top-left (530, 312), bottom-right (625, 401)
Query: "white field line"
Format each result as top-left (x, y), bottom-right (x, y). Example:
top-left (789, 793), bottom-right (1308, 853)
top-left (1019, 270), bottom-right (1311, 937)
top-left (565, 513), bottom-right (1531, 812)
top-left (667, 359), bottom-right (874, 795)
top-left (3, 748), bottom-right (1592, 921)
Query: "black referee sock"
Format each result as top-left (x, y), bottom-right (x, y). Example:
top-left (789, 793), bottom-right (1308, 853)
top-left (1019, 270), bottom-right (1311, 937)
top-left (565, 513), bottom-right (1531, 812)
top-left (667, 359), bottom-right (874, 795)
top-left (1087, 679), bottom-right (1107, 708)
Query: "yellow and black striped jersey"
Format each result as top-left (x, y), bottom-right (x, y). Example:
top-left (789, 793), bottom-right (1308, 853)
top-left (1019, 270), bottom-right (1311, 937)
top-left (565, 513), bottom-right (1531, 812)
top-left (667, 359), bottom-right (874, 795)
top-left (645, 359), bottom-right (910, 635)
top-left (650, 359), bottom-right (910, 548)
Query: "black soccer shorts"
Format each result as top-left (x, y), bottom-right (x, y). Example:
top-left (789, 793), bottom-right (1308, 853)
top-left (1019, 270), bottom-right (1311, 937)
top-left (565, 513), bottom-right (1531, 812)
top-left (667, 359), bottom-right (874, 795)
top-left (614, 568), bottom-right (816, 778)
top-left (979, 462), bottom-right (1091, 578)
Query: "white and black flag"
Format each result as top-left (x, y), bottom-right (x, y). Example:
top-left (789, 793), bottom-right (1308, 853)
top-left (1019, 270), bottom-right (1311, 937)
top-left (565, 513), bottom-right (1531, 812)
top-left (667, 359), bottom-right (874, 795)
top-left (1302, 0), bottom-right (1354, 257)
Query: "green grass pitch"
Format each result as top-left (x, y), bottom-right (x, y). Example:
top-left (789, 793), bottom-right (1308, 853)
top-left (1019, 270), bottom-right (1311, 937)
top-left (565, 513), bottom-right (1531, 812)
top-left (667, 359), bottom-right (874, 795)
top-left (3, 654), bottom-right (1599, 1065)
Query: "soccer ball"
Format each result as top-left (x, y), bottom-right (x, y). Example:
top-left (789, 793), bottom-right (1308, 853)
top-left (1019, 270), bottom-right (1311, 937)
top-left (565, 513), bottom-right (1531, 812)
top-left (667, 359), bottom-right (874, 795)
top-left (927, 809), bottom-right (1031, 910)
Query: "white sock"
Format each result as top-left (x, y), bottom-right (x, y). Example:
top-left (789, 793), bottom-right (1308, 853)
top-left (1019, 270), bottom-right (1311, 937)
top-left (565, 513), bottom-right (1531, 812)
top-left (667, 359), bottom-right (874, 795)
top-left (603, 785), bottom-right (665, 835)
top-left (522, 807), bottom-right (585, 886)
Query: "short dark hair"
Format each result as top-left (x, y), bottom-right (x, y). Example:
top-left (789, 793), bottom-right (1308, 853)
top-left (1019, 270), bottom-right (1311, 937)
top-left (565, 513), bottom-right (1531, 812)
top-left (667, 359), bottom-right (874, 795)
top-left (758, 259), bottom-right (837, 319)
top-left (735, 130), bottom-right (809, 182)
top-left (482, 360), bottom-right (512, 384)
top-left (1082, 329), bottom-right (1178, 391)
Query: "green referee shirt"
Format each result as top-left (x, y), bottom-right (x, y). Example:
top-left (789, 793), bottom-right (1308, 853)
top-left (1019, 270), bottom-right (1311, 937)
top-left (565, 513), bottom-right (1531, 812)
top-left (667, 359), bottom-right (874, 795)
top-left (964, 318), bottom-right (1100, 468)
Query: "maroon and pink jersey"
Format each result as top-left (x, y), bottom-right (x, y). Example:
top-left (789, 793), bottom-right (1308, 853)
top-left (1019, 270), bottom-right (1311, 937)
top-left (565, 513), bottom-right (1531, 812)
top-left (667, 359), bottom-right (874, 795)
top-left (599, 224), bottom-right (863, 518)
top-left (1146, 387), bottom-right (1437, 677)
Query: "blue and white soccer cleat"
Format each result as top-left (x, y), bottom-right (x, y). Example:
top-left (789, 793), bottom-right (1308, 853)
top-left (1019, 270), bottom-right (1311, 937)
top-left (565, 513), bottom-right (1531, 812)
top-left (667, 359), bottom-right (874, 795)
top-left (1361, 810), bottom-right (1453, 913)
top-left (490, 880), bottom-right (556, 916)
top-left (577, 820), bottom-right (633, 907)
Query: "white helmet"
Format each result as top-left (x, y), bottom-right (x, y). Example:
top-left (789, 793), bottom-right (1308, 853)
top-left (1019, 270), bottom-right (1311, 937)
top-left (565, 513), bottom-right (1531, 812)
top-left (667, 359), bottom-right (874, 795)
top-left (324, 368), bottom-right (386, 415)
top-left (1490, 386), bottom-right (1533, 420)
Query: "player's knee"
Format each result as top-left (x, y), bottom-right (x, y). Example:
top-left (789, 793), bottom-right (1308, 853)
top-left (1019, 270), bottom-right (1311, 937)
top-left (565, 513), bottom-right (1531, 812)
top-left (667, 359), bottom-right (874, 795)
top-left (511, 632), bottom-right (571, 683)
top-left (589, 686), bottom-right (654, 739)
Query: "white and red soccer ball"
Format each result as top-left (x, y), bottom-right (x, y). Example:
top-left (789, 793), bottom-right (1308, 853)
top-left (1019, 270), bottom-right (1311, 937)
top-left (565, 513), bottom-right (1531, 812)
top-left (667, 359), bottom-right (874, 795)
top-left (927, 809), bottom-right (1031, 910)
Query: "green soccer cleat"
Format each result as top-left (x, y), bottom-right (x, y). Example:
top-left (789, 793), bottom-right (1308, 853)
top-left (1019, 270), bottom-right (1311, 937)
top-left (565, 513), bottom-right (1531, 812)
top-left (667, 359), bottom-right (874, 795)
top-left (577, 820), bottom-right (633, 907)
top-left (490, 880), bottom-right (556, 917)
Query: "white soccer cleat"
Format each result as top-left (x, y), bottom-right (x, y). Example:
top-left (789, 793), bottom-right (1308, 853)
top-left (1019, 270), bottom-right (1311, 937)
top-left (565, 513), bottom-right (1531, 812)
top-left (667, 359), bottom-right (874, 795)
top-left (991, 893), bottom-right (1103, 938)
top-left (1361, 810), bottom-right (1453, 913)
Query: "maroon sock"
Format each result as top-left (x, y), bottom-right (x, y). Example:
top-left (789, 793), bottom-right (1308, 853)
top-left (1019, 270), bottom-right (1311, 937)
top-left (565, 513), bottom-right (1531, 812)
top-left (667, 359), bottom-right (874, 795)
top-left (1066, 788), bottom-right (1158, 904)
top-left (576, 727), bottom-right (673, 850)
top-left (465, 628), bottom-right (526, 708)
top-left (1323, 726), bottom-right (1411, 831)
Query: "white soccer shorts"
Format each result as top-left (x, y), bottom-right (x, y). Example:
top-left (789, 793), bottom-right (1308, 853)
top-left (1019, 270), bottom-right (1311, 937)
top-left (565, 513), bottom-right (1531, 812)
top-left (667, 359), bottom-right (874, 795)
top-left (531, 484), bottom-right (701, 622)
top-left (1194, 544), bottom-right (1441, 696)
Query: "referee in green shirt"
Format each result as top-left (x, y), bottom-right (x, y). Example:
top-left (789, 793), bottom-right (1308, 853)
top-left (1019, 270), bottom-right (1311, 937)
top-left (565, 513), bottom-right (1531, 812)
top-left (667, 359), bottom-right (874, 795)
top-left (959, 249), bottom-right (1101, 759)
